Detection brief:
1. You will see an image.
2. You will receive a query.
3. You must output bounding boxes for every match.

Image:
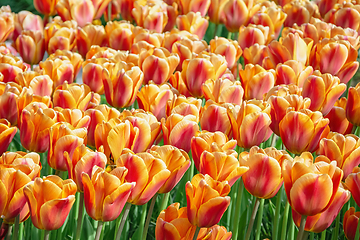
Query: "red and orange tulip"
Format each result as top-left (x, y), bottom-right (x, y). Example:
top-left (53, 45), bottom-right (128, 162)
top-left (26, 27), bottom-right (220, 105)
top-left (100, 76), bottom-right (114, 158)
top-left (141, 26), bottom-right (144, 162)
top-left (346, 82), bottom-right (360, 126)
top-left (202, 78), bottom-right (244, 105)
top-left (176, 12), bottom-right (209, 40)
top-left (283, 0), bottom-right (320, 27)
top-left (56, 0), bottom-right (95, 27)
top-left (274, 60), bottom-right (314, 86)
top-left (207, 0), bottom-right (227, 24)
top-left (185, 174), bottom-right (230, 228)
top-left (55, 107), bottom-right (90, 129)
top-left (0, 8), bottom-right (14, 43)
top-left (15, 30), bottom-right (45, 65)
top-left (77, 23), bottom-right (107, 58)
top-left (132, 1), bottom-right (168, 33)
top-left (0, 151), bottom-right (41, 180)
top-left (38, 58), bottom-right (75, 88)
top-left (82, 166), bottom-right (135, 221)
top-left (178, 0), bottom-right (210, 16)
top-left (221, 0), bottom-right (255, 32)
top-left (238, 24), bottom-right (272, 50)
top-left (0, 119), bottom-right (17, 156)
top-left (24, 175), bottom-right (77, 230)
top-left (105, 20), bottom-right (134, 51)
top-left (166, 95), bottom-right (202, 120)
top-left (33, 0), bottom-right (60, 16)
top-left (209, 37), bottom-right (242, 69)
top-left (325, 97), bottom-right (353, 135)
top-left (344, 168), bottom-right (360, 207)
top-left (47, 49), bottom-right (83, 79)
top-left (13, 11), bottom-right (43, 42)
top-left (344, 207), bottom-right (360, 240)
top-left (0, 83), bottom-right (21, 125)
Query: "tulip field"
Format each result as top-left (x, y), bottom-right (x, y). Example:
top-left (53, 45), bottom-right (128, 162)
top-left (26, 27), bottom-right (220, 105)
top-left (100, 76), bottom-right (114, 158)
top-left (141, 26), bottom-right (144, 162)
top-left (2, 0), bottom-right (360, 239)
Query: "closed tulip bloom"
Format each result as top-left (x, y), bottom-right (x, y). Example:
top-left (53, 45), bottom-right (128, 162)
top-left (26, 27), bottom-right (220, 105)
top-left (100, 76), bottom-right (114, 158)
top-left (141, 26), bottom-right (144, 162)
top-left (55, 107), bottom-right (90, 129)
top-left (149, 145), bottom-right (191, 193)
top-left (240, 146), bottom-right (292, 198)
top-left (229, 100), bottom-right (273, 149)
top-left (209, 37), bottom-right (242, 69)
top-left (44, 18), bottom-right (77, 54)
top-left (0, 83), bottom-right (21, 125)
top-left (325, 97), bottom-right (353, 135)
top-left (222, 0), bottom-right (255, 32)
top-left (0, 151), bottom-right (41, 180)
top-left (53, 82), bottom-right (101, 111)
top-left (39, 58), bottom-right (75, 88)
top-left (56, 0), bottom-right (95, 27)
top-left (34, 0), bottom-right (60, 16)
top-left (202, 78), bottom-right (244, 105)
top-left (116, 150), bottom-right (171, 205)
top-left (186, 174), bottom-right (230, 227)
top-left (162, 113), bottom-right (199, 153)
top-left (0, 119), bottom-right (17, 155)
top-left (84, 104), bottom-right (120, 147)
top-left (344, 207), bottom-right (360, 240)
top-left (132, 2), bottom-right (168, 33)
top-left (282, 154), bottom-right (343, 216)
top-left (191, 131), bottom-right (237, 170)
top-left (176, 12), bottom-right (209, 40)
top-left (137, 81), bottom-right (177, 121)
top-left (292, 183), bottom-right (350, 233)
top-left (77, 24), bottom-right (106, 58)
top-left (0, 63), bottom-right (23, 84)
top-left (324, 2), bottom-right (360, 33)
top-left (48, 123), bottom-right (87, 171)
top-left (23, 175), bottom-right (77, 230)
top-left (94, 118), bottom-right (121, 161)
top-left (105, 21), bottom-right (134, 51)
top-left (166, 95), bottom-right (202, 120)
top-left (178, 0), bottom-right (210, 16)
top-left (15, 30), bottom-right (45, 65)
top-left (346, 82), bottom-right (360, 126)
top-left (169, 71), bottom-right (192, 97)
top-left (279, 109), bottom-right (329, 154)
top-left (0, 9), bottom-right (14, 43)
top-left (208, 0), bottom-right (227, 24)
top-left (200, 100), bottom-right (233, 137)
top-left (275, 60), bottom-right (314, 86)
top-left (20, 104), bottom-right (57, 153)
top-left (344, 168), bottom-right (360, 207)
top-left (47, 49), bottom-right (83, 79)
top-left (82, 166), bottom-right (135, 221)
top-left (24, 75), bottom-right (54, 97)
top-left (0, 168), bottom-right (32, 224)
top-left (13, 11), bottom-right (43, 42)
top-left (103, 62), bottom-right (144, 109)
top-left (283, 0), bottom-right (320, 27)
top-left (238, 24), bottom-right (272, 50)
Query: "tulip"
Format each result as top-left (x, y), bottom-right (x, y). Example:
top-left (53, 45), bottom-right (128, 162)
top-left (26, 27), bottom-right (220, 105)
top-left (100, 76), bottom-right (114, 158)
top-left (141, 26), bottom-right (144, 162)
top-left (0, 151), bottom-right (41, 180)
top-left (308, 38), bottom-right (359, 84)
top-left (221, 0), bottom-right (254, 32)
top-left (238, 24), bottom-right (272, 50)
top-left (13, 11), bottom-right (43, 42)
top-left (324, 2), bottom-right (360, 33)
top-left (56, 107), bottom-right (90, 129)
top-left (240, 146), bottom-right (291, 198)
top-left (91, 0), bottom-right (112, 19)
top-left (209, 37), bottom-right (242, 69)
top-left (292, 184), bottom-right (350, 232)
top-left (239, 64), bottom-right (275, 100)
top-left (344, 168), bottom-right (360, 207)
top-left (137, 81), bottom-right (177, 121)
top-left (47, 49), bottom-right (83, 79)
top-left (283, 0), bottom-right (320, 27)
top-left (164, 29), bottom-right (199, 52)
top-left (132, 2), bottom-right (168, 33)
top-left (229, 100), bottom-right (273, 149)
top-left (242, 44), bottom-right (268, 66)
top-left (274, 60), bottom-right (314, 86)
top-left (208, 0), bottom-right (227, 24)
top-left (176, 12), bottom-right (208, 40)
top-left (20, 104), bottom-right (57, 153)
top-left (133, 28), bottom-right (164, 49)
top-left (82, 166), bottom-right (135, 221)
top-left (162, 113), bottom-right (199, 152)
top-left (149, 145), bottom-right (191, 193)
top-left (325, 97), bottom-right (353, 135)
top-left (0, 9), bottom-right (14, 43)
top-left (0, 53), bottom-right (26, 72)
top-left (202, 78), bottom-right (244, 105)
top-left (166, 95), bottom-right (202, 120)
top-left (77, 24), bottom-right (107, 58)
top-left (279, 109), bottom-right (329, 154)
top-left (346, 82), bottom-right (360, 126)
top-left (53, 82), bottom-right (101, 111)
top-left (178, 0), bottom-right (210, 16)
top-left (0, 168), bottom-right (32, 224)
top-left (56, 0), bottom-right (95, 27)
top-left (84, 104), bottom-right (120, 147)
top-left (34, 0), bottom-right (60, 16)
top-left (103, 62), bottom-right (144, 109)
top-left (139, 47), bottom-right (180, 85)
top-left (38, 58), bottom-right (75, 88)
top-left (105, 20), bottom-right (134, 51)
top-left (186, 174), bottom-right (231, 227)
top-left (24, 175), bottom-right (77, 230)
top-left (24, 75), bottom-right (53, 97)
top-left (200, 100), bottom-right (233, 137)
top-left (0, 119), bottom-right (17, 155)
top-left (15, 30), bottom-right (45, 65)
top-left (282, 154), bottom-right (343, 216)
top-left (116, 150), bottom-right (171, 205)
top-left (94, 118), bottom-right (121, 161)
top-left (0, 83), bottom-right (21, 125)
top-left (344, 207), bottom-right (360, 240)
top-left (0, 63), bottom-right (23, 84)
top-left (169, 71), bottom-right (192, 97)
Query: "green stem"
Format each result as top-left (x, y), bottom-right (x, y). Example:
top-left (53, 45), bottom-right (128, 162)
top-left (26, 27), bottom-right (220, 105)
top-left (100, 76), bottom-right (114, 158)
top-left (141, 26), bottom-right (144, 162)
top-left (231, 179), bottom-right (244, 240)
top-left (143, 194), bottom-right (157, 240)
top-left (188, 157), bottom-right (194, 183)
top-left (159, 192), bottom-right (170, 212)
top-left (331, 213), bottom-right (340, 240)
top-left (310, 232), bottom-right (314, 240)
top-left (43, 230), bottom-right (50, 240)
top-left (245, 197), bottom-right (261, 240)
top-left (13, 215), bottom-right (20, 240)
top-left (354, 215), bottom-right (360, 240)
top-left (352, 125), bottom-right (358, 135)
top-left (95, 222), bottom-right (104, 240)
top-left (320, 231), bottom-right (326, 240)
top-left (5, 225), bottom-right (12, 240)
top-left (193, 226), bottom-right (201, 240)
top-left (75, 192), bottom-right (84, 240)
top-left (138, 203), bottom-right (148, 239)
top-left (296, 215), bottom-right (307, 240)
top-left (288, 217), bottom-right (295, 240)
top-left (273, 187), bottom-right (283, 240)
top-left (227, 31), bottom-right (232, 40)
top-left (255, 198), bottom-right (265, 240)
top-left (115, 203), bottom-right (131, 240)
top-left (302, 232), bottom-right (309, 240)
top-left (281, 201), bottom-right (290, 240)
top-left (18, 222), bottom-right (23, 240)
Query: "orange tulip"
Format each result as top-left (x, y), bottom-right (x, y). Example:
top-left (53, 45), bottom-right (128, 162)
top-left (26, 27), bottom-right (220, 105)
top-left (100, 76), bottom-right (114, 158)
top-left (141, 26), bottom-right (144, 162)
top-left (15, 30), bottom-right (45, 65)
top-left (209, 37), bottom-right (242, 69)
top-left (116, 150), bottom-right (171, 205)
top-left (94, 118), bottom-right (121, 161)
top-left (55, 107), bottom-right (90, 129)
top-left (0, 119), bottom-right (17, 156)
top-left (137, 81), bottom-right (177, 121)
top-left (24, 175), bottom-right (77, 230)
top-left (13, 11), bottom-right (43, 42)
top-left (34, 0), bottom-right (60, 16)
top-left (279, 109), bottom-right (329, 154)
top-left (176, 12), bottom-right (208, 40)
top-left (240, 146), bottom-right (291, 198)
top-left (238, 24), bottom-right (272, 51)
top-left (208, 0), bottom-right (227, 24)
top-left (343, 207), bottom-right (360, 240)
top-left (20, 74), bottom-right (53, 97)
top-left (242, 44), bottom-right (268, 66)
top-left (47, 123), bottom-right (87, 171)
top-left (47, 49), bottom-right (83, 79)
top-left (282, 153), bottom-right (343, 216)
top-left (186, 174), bottom-right (230, 227)
top-left (53, 82), bottom-right (101, 111)
top-left (0, 151), bottom-right (41, 180)
top-left (324, 2), bottom-right (360, 33)
top-left (324, 97), bottom-right (353, 135)
top-left (344, 168), bottom-right (360, 207)
top-left (38, 58), bottom-right (75, 88)
top-left (169, 71), bottom-right (192, 97)
top-left (283, 0), bottom-right (320, 27)
top-left (164, 28), bottom-right (199, 52)
top-left (82, 166), bottom-right (135, 221)
top-left (133, 27), bottom-right (164, 49)
top-left (274, 60), bottom-right (314, 86)
top-left (132, 1), bottom-right (168, 33)
top-left (0, 62), bottom-right (24, 84)
top-left (292, 184), bottom-right (350, 232)
top-left (105, 20), bottom-right (134, 51)
top-left (229, 100), bottom-right (273, 149)
top-left (162, 113), bottom-right (199, 152)
top-left (166, 95), bottom-right (202, 121)
top-left (178, 0), bottom-right (210, 16)
top-left (77, 23), bottom-right (107, 58)
top-left (20, 104), bottom-right (57, 153)
top-left (149, 145), bottom-right (191, 193)
top-left (84, 104), bottom-right (120, 147)
top-left (221, 0), bottom-right (254, 32)
top-left (346, 82), bottom-right (360, 126)
top-left (0, 83), bottom-right (21, 125)
top-left (56, 0), bottom-right (95, 27)
top-left (0, 168), bottom-right (32, 224)
top-left (202, 78), bottom-right (244, 105)
top-left (103, 62), bottom-right (144, 109)
top-left (0, 8), bottom-right (14, 43)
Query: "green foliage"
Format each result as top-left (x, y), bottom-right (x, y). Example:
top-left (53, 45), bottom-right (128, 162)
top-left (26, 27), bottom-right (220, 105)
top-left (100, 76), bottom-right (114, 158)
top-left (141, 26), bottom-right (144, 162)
top-left (1, 0), bottom-right (40, 15)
